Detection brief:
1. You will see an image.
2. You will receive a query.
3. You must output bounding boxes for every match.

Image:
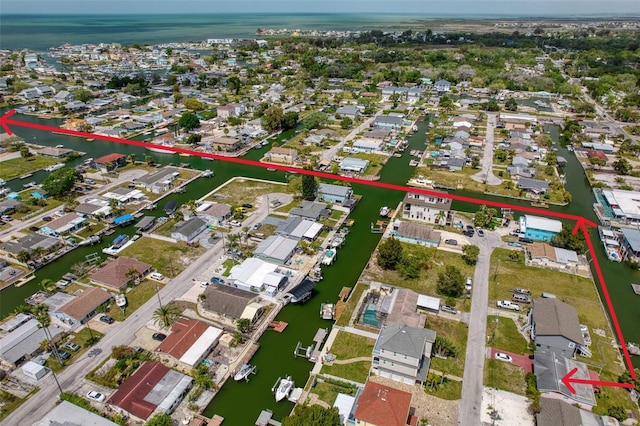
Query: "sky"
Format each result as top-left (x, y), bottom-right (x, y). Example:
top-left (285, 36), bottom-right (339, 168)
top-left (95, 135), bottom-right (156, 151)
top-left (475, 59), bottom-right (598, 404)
top-left (1, 0), bottom-right (639, 16)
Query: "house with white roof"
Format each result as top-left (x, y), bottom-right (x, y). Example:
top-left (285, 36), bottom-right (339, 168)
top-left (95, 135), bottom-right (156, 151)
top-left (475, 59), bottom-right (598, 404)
top-left (155, 318), bottom-right (222, 370)
top-left (228, 257), bottom-right (289, 293)
top-left (519, 215), bottom-right (562, 242)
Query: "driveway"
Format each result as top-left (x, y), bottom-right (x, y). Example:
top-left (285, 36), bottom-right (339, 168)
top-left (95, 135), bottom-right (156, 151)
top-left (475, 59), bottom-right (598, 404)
top-left (489, 348), bottom-right (533, 373)
top-left (471, 112), bottom-right (501, 186)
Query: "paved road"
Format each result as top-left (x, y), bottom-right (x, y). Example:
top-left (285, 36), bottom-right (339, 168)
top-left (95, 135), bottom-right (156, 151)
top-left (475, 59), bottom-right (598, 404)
top-left (320, 109), bottom-right (382, 161)
top-left (471, 112), bottom-right (501, 186)
top-left (1, 191), bottom-right (291, 426)
top-left (458, 230), bottom-right (501, 426)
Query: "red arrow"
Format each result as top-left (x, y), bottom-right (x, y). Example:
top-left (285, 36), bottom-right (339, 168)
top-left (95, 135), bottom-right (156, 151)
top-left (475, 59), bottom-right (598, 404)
top-left (561, 367), bottom-right (634, 394)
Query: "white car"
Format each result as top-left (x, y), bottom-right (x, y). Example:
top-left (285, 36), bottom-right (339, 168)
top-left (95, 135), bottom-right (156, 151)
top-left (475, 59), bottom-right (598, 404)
top-left (87, 390), bottom-right (106, 402)
top-left (230, 220), bottom-right (241, 227)
top-left (494, 352), bottom-right (513, 363)
top-left (496, 300), bottom-right (520, 311)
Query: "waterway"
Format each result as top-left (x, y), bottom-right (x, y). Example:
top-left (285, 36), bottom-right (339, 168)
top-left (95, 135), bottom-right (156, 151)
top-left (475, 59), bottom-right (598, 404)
top-left (1, 108), bottom-right (638, 423)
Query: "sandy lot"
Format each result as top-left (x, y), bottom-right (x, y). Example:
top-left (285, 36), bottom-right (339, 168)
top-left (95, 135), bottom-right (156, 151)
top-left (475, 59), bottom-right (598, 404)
top-left (480, 388), bottom-right (534, 426)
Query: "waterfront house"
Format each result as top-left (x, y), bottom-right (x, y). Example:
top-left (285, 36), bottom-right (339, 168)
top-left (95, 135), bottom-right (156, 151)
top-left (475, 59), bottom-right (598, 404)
top-left (202, 284), bottom-right (259, 322)
top-left (372, 322), bottom-right (436, 385)
top-left (30, 189), bottom-right (49, 200)
top-left (266, 147), bottom-right (298, 165)
top-left (102, 187), bottom-right (145, 204)
top-left (596, 189), bottom-right (640, 225)
top-left (254, 235), bottom-right (298, 264)
top-left (289, 200), bottom-right (331, 221)
top-left (534, 350), bottom-right (595, 408)
top-left (353, 140), bottom-right (384, 153)
top-left (89, 257), bottom-right (151, 290)
top-left (35, 146), bottom-right (74, 159)
top-left (133, 167), bottom-right (180, 193)
top-left (171, 217), bottom-right (208, 243)
top-left (339, 157), bottom-right (369, 174)
top-left (155, 318), bottom-right (223, 371)
top-left (54, 287), bottom-right (112, 325)
top-left (0, 318), bottom-right (64, 369)
top-left (107, 361), bottom-right (192, 422)
top-left (75, 198), bottom-right (111, 220)
top-left (202, 136), bottom-right (242, 152)
top-left (275, 216), bottom-right (323, 241)
top-left (317, 183), bottom-right (353, 205)
top-left (40, 213), bottom-right (86, 236)
top-left (536, 398), bottom-right (619, 426)
top-left (0, 199), bottom-right (20, 215)
top-left (519, 215), bottom-right (562, 242)
top-left (529, 297), bottom-right (584, 357)
top-left (196, 202), bottom-right (232, 227)
top-left (619, 228), bottom-right (640, 262)
top-left (517, 177), bottom-right (548, 196)
top-left (526, 242), bottom-right (580, 271)
top-left (392, 221), bottom-right (441, 247)
top-left (401, 191), bottom-right (452, 225)
top-left (94, 153), bottom-right (127, 172)
top-left (373, 115), bottom-right (404, 130)
top-left (353, 381), bottom-right (413, 426)
top-left (0, 233), bottom-right (61, 261)
top-left (228, 258), bottom-right (288, 293)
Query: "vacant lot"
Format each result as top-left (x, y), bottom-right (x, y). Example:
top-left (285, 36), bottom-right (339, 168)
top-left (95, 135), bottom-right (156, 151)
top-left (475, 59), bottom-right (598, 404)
top-left (208, 178), bottom-right (289, 208)
top-left (484, 359), bottom-right (527, 396)
top-left (329, 331), bottom-right (376, 360)
top-left (425, 315), bottom-right (468, 377)
top-left (119, 237), bottom-right (205, 278)
top-left (486, 315), bottom-right (529, 355)
top-left (0, 156), bottom-right (57, 180)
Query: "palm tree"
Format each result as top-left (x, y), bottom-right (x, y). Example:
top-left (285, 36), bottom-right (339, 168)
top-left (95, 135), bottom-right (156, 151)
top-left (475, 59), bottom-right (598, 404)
top-left (145, 155), bottom-right (154, 165)
top-left (34, 305), bottom-right (63, 366)
top-left (152, 305), bottom-right (181, 329)
top-left (436, 211), bottom-right (446, 226)
top-left (40, 278), bottom-right (56, 293)
top-left (14, 304), bottom-right (33, 315)
top-left (127, 153), bottom-right (137, 165)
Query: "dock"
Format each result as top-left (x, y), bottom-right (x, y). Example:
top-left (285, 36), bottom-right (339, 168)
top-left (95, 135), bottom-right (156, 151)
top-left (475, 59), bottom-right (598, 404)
top-left (632, 284), bottom-right (640, 295)
top-left (294, 328), bottom-right (328, 362)
top-left (268, 321), bottom-right (288, 332)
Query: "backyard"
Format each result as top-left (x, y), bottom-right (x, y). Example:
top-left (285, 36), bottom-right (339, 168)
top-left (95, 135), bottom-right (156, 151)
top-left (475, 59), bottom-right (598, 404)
top-left (119, 237), bottom-right (205, 278)
top-left (486, 315), bottom-right (530, 355)
top-left (320, 331), bottom-right (375, 384)
top-left (0, 156), bottom-right (57, 181)
top-left (107, 280), bottom-right (165, 321)
top-left (425, 315), bottom-right (469, 378)
top-left (484, 359), bottom-right (527, 396)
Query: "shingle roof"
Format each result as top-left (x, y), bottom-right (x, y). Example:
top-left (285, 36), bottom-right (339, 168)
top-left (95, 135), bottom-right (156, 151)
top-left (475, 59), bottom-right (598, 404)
top-left (202, 284), bottom-right (256, 319)
top-left (396, 221), bottom-right (441, 243)
top-left (376, 322), bottom-right (436, 360)
top-left (353, 381), bottom-right (412, 426)
top-left (536, 398), bottom-right (582, 426)
top-left (58, 287), bottom-right (112, 320)
top-left (532, 298), bottom-right (584, 345)
top-left (89, 257), bottom-right (151, 290)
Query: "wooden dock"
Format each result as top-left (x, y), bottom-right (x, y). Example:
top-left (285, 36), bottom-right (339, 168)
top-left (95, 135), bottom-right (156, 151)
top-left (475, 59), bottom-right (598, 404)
top-left (631, 284), bottom-right (640, 295)
top-left (268, 321), bottom-right (288, 332)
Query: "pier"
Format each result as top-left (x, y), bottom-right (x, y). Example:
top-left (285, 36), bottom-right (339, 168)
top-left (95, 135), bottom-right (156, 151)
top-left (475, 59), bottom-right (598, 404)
top-left (268, 321), bottom-right (288, 332)
top-left (293, 328), bottom-right (328, 362)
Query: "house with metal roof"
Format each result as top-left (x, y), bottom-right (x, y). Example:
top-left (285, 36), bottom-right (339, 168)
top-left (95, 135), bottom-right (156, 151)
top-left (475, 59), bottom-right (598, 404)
top-left (228, 257), bottom-right (289, 293)
top-left (434, 80), bottom-right (451, 92)
top-left (75, 198), bottom-right (111, 220)
top-left (289, 200), bottom-right (331, 221)
top-left (0, 318), bottom-right (64, 368)
top-left (392, 221), bottom-right (441, 247)
top-left (34, 401), bottom-right (120, 426)
top-left (285, 279), bottom-right (317, 304)
top-left (619, 227), bottom-right (640, 262)
top-left (372, 322), bottom-right (436, 385)
top-left (353, 140), bottom-right (384, 153)
top-left (317, 183), bottom-right (352, 205)
top-left (0, 233), bottom-right (61, 260)
top-left (275, 216), bottom-right (323, 241)
top-left (534, 350), bottom-right (596, 407)
top-left (373, 115), bottom-right (404, 130)
top-left (339, 157), bottom-right (369, 173)
top-left (519, 215), bottom-right (562, 242)
top-left (171, 217), bottom-right (208, 242)
top-left (536, 398), bottom-right (619, 426)
top-left (40, 213), bottom-right (86, 236)
top-left (528, 297), bottom-right (584, 357)
top-left (353, 381), bottom-right (413, 426)
top-left (132, 167), bottom-right (180, 193)
top-left (155, 318), bottom-right (223, 370)
top-left (254, 235), bottom-right (298, 264)
top-left (526, 242), bottom-right (580, 272)
top-left (201, 284), bottom-right (259, 321)
top-left (107, 361), bottom-right (193, 422)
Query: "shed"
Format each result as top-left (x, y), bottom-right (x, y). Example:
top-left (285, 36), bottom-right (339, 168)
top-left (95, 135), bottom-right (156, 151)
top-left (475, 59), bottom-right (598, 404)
top-left (417, 294), bottom-right (441, 312)
top-left (22, 360), bottom-right (47, 380)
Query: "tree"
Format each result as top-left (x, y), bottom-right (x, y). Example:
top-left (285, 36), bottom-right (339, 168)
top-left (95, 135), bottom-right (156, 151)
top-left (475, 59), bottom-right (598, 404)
top-left (340, 116), bottom-right (353, 129)
top-left (282, 405), bottom-right (341, 426)
top-left (613, 158), bottom-right (632, 175)
top-left (397, 254), bottom-right (421, 279)
top-left (146, 414), bottom-right (172, 426)
top-left (432, 336), bottom-right (458, 358)
top-left (127, 153), bottom-right (137, 165)
top-left (607, 405), bottom-right (628, 422)
top-left (462, 245), bottom-right (480, 265)
top-left (42, 167), bottom-right (82, 197)
top-left (72, 88), bottom-right (94, 103)
top-left (474, 205), bottom-right (498, 228)
top-left (437, 265), bottom-right (465, 297)
top-left (19, 146), bottom-right (32, 158)
top-left (471, 157), bottom-right (480, 169)
top-left (377, 237), bottom-right (403, 270)
top-left (145, 155), bottom-right (154, 165)
top-left (261, 105), bottom-right (284, 133)
top-left (187, 133), bottom-right (202, 146)
top-left (34, 305), bottom-right (63, 366)
top-left (301, 174), bottom-right (318, 200)
top-left (178, 111), bottom-right (200, 132)
top-left (236, 318), bottom-right (251, 334)
top-left (152, 305), bottom-right (180, 329)
top-left (485, 99), bottom-right (500, 111)
top-left (283, 111), bottom-right (299, 130)
top-left (40, 278), bottom-right (56, 293)
top-left (226, 76), bottom-right (242, 95)
top-left (550, 225), bottom-right (586, 254)
top-left (302, 111), bottom-right (328, 130)
top-left (505, 98), bottom-right (518, 111)
top-left (439, 94), bottom-right (454, 112)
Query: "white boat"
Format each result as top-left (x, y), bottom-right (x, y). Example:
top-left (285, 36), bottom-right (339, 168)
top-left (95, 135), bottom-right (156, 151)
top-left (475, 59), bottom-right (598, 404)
top-left (203, 169), bottom-right (214, 177)
top-left (145, 141), bottom-right (176, 154)
top-left (322, 249), bottom-right (336, 266)
top-left (266, 168), bottom-right (277, 172)
top-left (78, 235), bottom-right (101, 246)
top-left (55, 144), bottom-right (64, 148)
top-left (144, 203), bottom-right (157, 210)
top-left (115, 294), bottom-right (127, 307)
top-left (233, 364), bottom-right (256, 381)
top-left (275, 376), bottom-right (294, 402)
top-left (320, 303), bottom-right (335, 320)
top-left (44, 163), bottom-right (65, 172)
top-left (23, 181), bottom-right (37, 189)
top-left (380, 206), bottom-right (390, 217)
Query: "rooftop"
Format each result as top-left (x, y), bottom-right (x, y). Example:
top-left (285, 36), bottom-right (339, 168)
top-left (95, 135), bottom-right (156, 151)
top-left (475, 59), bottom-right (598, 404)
top-left (57, 287), bottom-right (112, 321)
top-left (532, 298), bottom-right (584, 345)
top-left (353, 381), bottom-right (412, 426)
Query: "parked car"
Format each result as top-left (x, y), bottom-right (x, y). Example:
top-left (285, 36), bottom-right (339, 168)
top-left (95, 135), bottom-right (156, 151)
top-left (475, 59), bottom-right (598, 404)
top-left (152, 333), bottom-right (167, 341)
top-left (29, 226), bottom-right (40, 232)
top-left (85, 179), bottom-right (96, 185)
top-left (507, 241), bottom-right (522, 248)
top-left (149, 272), bottom-right (165, 280)
top-left (494, 352), bottom-right (513, 363)
top-left (242, 203), bottom-right (253, 209)
top-left (87, 390), bottom-right (106, 402)
top-left (518, 237), bottom-right (534, 244)
top-left (441, 305), bottom-right (458, 314)
top-left (62, 342), bottom-right (80, 351)
top-left (477, 228), bottom-right (485, 237)
top-left (444, 239), bottom-right (458, 245)
top-left (42, 216), bottom-right (53, 222)
top-left (252, 222), bottom-right (261, 231)
top-left (465, 277), bottom-right (472, 290)
top-left (57, 350), bottom-right (71, 360)
top-left (1, 215), bottom-right (13, 221)
top-left (496, 300), bottom-right (520, 311)
top-left (230, 220), bottom-right (241, 227)
top-left (210, 276), bottom-right (225, 284)
top-left (466, 225), bottom-right (474, 232)
top-left (199, 281), bottom-right (209, 288)
top-left (503, 219), bottom-right (511, 227)
top-left (512, 288), bottom-right (531, 296)
top-left (99, 315), bottom-right (115, 324)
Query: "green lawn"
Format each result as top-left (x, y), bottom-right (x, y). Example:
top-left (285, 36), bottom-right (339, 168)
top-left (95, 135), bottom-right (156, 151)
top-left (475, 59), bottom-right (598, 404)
top-left (349, 152), bottom-right (387, 178)
top-left (321, 360), bottom-right (371, 384)
top-left (484, 359), bottom-right (527, 396)
top-left (425, 316), bottom-right (468, 377)
top-left (107, 280), bottom-right (165, 321)
top-left (312, 380), bottom-right (358, 406)
top-left (0, 390), bottom-right (30, 422)
top-left (208, 178), bottom-right (290, 207)
top-left (153, 218), bottom-right (178, 237)
top-left (0, 156), bottom-right (57, 180)
top-left (424, 376), bottom-right (463, 400)
top-left (412, 167), bottom-right (486, 192)
top-left (329, 331), bottom-right (376, 360)
top-left (119, 236), bottom-right (205, 278)
top-left (336, 283), bottom-right (369, 327)
top-left (486, 315), bottom-right (530, 355)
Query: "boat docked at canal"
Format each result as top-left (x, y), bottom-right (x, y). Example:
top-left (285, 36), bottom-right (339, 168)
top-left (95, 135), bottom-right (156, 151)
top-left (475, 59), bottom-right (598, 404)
top-left (112, 234), bottom-right (129, 249)
top-left (44, 163), bottom-right (65, 172)
top-left (599, 227), bottom-right (622, 262)
top-left (145, 141), bottom-right (177, 154)
top-left (233, 363), bottom-right (256, 381)
top-left (274, 376), bottom-right (294, 402)
top-left (320, 303), bottom-right (335, 320)
top-left (379, 206), bottom-right (390, 217)
top-left (202, 169), bottom-right (214, 177)
top-left (322, 249), bottom-right (336, 265)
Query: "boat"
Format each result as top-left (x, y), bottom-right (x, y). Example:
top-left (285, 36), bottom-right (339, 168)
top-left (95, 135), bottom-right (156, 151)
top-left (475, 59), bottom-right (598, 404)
top-left (202, 169), bottom-right (214, 178)
top-left (55, 144), bottom-right (64, 148)
top-left (112, 234), bottom-right (129, 249)
top-left (78, 235), bottom-right (101, 246)
top-left (322, 249), bottom-right (336, 266)
top-left (55, 280), bottom-right (70, 289)
top-left (23, 181), bottom-right (37, 189)
top-left (144, 203), bottom-right (157, 210)
top-left (531, 201), bottom-right (549, 208)
top-left (275, 376), bottom-right (294, 402)
top-left (261, 140), bottom-right (269, 147)
top-left (0, 179), bottom-right (5, 186)
top-left (320, 303), bottom-right (335, 320)
top-left (233, 363), bottom-right (256, 381)
top-left (115, 294), bottom-right (127, 307)
top-left (174, 186), bottom-right (186, 194)
top-left (380, 206), bottom-right (390, 217)
top-left (44, 163), bottom-right (65, 172)
top-left (164, 200), bottom-right (178, 215)
top-left (179, 152), bottom-right (192, 157)
top-left (266, 168), bottom-right (277, 172)
top-left (145, 141), bottom-right (177, 154)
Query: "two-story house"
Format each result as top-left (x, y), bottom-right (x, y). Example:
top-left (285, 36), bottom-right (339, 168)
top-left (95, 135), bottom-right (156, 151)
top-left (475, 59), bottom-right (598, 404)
top-left (266, 147), bottom-right (298, 165)
top-left (401, 191), bottom-right (452, 225)
top-left (529, 297), bottom-right (585, 357)
top-left (371, 322), bottom-right (436, 385)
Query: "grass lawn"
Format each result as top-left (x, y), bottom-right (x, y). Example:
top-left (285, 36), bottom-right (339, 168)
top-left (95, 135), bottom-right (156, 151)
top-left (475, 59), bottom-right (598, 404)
top-left (321, 360), bottom-right (371, 384)
top-left (425, 316), bottom-right (468, 377)
top-left (210, 178), bottom-right (289, 207)
top-left (107, 280), bottom-right (165, 321)
top-left (0, 156), bottom-right (57, 181)
top-left (413, 167), bottom-right (486, 192)
top-left (486, 315), bottom-right (530, 355)
top-left (363, 245), bottom-right (475, 312)
top-left (424, 377), bottom-right (463, 400)
top-left (10, 198), bottom-right (65, 220)
top-left (119, 236), bottom-right (205, 278)
top-left (349, 152), bottom-right (387, 178)
top-left (153, 218), bottom-right (177, 237)
top-left (336, 283), bottom-right (369, 327)
top-left (72, 326), bottom-right (104, 348)
top-left (0, 390), bottom-right (30, 422)
top-left (221, 258), bottom-right (237, 277)
top-left (312, 380), bottom-right (358, 406)
top-left (329, 331), bottom-right (376, 360)
top-left (75, 222), bottom-right (106, 238)
top-left (484, 359), bottom-right (527, 396)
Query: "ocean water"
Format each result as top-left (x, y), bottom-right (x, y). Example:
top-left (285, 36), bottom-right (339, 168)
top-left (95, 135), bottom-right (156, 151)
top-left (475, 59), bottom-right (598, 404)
top-left (0, 13), bottom-right (420, 51)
